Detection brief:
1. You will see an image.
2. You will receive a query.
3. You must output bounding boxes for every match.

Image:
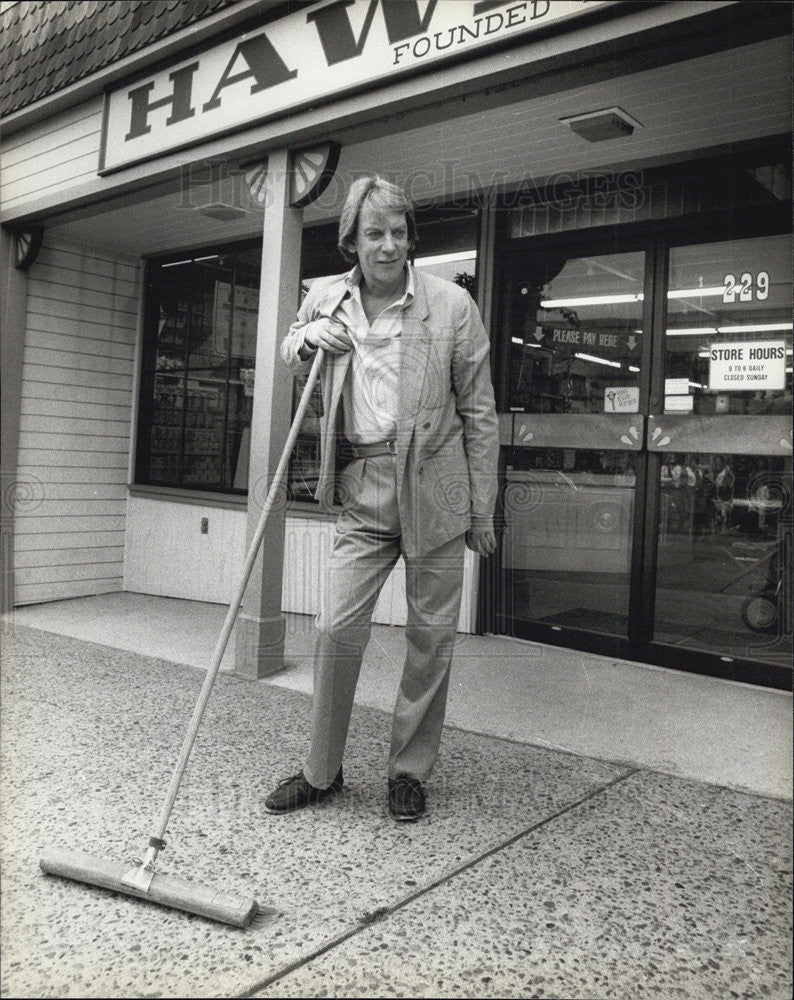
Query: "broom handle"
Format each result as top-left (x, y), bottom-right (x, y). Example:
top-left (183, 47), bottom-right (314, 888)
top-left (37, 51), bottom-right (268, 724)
top-left (148, 348), bottom-right (325, 853)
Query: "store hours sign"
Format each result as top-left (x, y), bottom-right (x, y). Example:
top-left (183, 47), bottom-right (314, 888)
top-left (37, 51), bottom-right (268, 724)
top-left (709, 341), bottom-right (787, 391)
top-left (100, 0), bottom-right (609, 172)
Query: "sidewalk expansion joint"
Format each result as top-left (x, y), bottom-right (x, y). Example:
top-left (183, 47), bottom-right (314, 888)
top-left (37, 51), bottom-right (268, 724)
top-left (236, 766), bottom-right (640, 998)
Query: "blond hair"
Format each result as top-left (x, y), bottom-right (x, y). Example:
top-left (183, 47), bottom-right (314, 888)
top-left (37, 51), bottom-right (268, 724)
top-left (337, 175), bottom-right (418, 261)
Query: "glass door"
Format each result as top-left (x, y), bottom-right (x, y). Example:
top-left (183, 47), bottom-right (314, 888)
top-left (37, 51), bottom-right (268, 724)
top-left (492, 226), bottom-right (791, 687)
top-left (648, 233), bottom-right (792, 672)
top-left (495, 240), bottom-right (650, 645)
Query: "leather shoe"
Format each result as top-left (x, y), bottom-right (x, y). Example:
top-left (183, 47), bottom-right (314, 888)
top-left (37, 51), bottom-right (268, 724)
top-left (388, 775), bottom-right (426, 821)
top-left (265, 767), bottom-right (343, 813)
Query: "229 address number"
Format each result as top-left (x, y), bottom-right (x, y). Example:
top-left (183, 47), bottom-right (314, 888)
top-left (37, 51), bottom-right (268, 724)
top-left (723, 270), bottom-right (769, 303)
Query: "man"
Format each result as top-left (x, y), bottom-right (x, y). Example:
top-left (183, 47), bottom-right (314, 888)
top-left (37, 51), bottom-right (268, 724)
top-left (266, 175), bottom-right (499, 821)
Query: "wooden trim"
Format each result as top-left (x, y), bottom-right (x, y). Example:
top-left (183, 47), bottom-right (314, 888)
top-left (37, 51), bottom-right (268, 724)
top-left (474, 193), bottom-right (499, 634)
top-left (128, 259), bottom-right (146, 486)
top-left (127, 484), bottom-right (247, 509)
top-left (476, 193), bottom-right (498, 341)
top-left (13, 228), bottom-right (44, 270)
top-left (1, 229), bottom-right (29, 611)
top-left (289, 143), bottom-right (341, 209)
top-left (235, 147), bottom-right (303, 677)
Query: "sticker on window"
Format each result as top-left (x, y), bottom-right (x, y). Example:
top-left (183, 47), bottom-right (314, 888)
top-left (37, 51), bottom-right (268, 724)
top-left (604, 387), bottom-right (639, 412)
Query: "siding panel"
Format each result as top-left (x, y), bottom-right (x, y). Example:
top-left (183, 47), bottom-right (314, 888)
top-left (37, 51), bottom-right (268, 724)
top-left (0, 99), bottom-right (103, 211)
top-left (20, 465), bottom-right (127, 485)
top-left (17, 563), bottom-right (127, 586)
top-left (15, 546), bottom-right (124, 569)
top-left (13, 530), bottom-right (125, 551)
top-left (29, 263), bottom-right (138, 297)
top-left (18, 415), bottom-right (130, 437)
top-left (3, 128), bottom-right (104, 179)
top-left (14, 515), bottom-right (127, 535)
top-left (22, 379), bottom-right (132, 407)
top-left (20, 398), bottom-right (133, 422)
top-left (26, 319), bottom-right (137, 352)
top-left (21, 484), bottom-right (127, 501)
top-left (1, 100), bottom-right (103, 165)
top-left (34, 243), bottom-right (138, 279)
top-left (14, 431), bottom-right (129, 453)
top-left (27, 294), bottom-right (138, 328)
top-left (28, 277), bottom-right (138, 315)
top-left (14, 579), bottom-right (124, 605)
top-left (1, 152), bottom-right (99, 209)
top-left (13, 236), bottom-right (140, 605)
top-left (15, 448), bottom-right (129, 470)
top-left (22, 346), bottom-right (135, 376)
top-left (17, 499), bottom-right (125, 517)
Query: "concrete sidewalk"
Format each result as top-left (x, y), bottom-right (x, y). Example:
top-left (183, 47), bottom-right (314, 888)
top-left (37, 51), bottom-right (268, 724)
top-left (1, 617), bottom-right (791, 999)
top-left (8, 592), bottom-right (793, 798)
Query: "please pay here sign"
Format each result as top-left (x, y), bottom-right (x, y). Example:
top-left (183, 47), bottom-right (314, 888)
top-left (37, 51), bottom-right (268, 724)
top-left (709, 341), bottom-right (786, 391)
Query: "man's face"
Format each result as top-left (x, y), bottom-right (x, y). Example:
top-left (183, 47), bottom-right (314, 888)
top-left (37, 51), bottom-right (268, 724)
top-left (354, 201), bottom-right (409, 295)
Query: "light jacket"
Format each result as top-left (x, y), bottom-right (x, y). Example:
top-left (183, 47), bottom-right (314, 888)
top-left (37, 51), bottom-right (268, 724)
top-left (281, 266), bottom-right (499, 557)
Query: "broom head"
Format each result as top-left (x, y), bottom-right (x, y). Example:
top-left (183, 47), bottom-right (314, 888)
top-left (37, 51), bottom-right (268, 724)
top-left (40, 846), bottom-right (259, 928)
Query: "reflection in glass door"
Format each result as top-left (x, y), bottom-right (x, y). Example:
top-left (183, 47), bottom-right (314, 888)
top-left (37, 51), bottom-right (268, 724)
top-left (505, 251), bottom-right (644, 414)
top-left (502, 446), bottom-right (638, 635)
top-left (495, 227), bottom-right (791, 685)
top-left (498, 249), bottom-right (647, 639)
top-left (651, 234), bottom-right (792, 668)
top-left (654, 449), bottom-right (791, 666)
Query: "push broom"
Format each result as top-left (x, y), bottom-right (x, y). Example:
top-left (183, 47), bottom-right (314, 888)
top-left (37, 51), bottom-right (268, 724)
top-left (40, 349), bottom-right (325, 928)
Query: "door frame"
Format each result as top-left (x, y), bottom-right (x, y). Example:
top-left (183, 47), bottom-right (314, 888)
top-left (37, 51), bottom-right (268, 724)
top-left (485, 203), bottom-right (791, 691)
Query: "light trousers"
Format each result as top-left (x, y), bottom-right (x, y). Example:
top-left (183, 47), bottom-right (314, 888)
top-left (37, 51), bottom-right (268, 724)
top-left (303, 453), bottom-right (466, 788)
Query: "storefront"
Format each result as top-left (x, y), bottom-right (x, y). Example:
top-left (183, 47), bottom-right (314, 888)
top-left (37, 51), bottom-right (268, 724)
top-left (2, 0), bottom-right (791, 688)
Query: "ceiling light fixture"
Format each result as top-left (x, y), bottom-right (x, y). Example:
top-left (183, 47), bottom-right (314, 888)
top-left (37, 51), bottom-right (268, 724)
top-left (575, 352), bottom-right (622, 369)
top-left (666, 328), bottom-right (719, 337)
top-left (199, 203), bottom-right (248, 221)
top-left (414, 250), bottom-right (476, 267)
top-left (542, 288), bottom-right (744, 309)
top-left (717, 322), bottom-right (793, 333)
top-left (560, 106), bottom-right (644, 142)
top-left (541, 293), bottom-right (642, 308)
top-left (667, 286), bottom-right (725, 299)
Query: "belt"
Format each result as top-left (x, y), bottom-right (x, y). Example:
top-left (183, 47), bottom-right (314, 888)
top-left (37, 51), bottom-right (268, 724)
top-left (350, 439), bottom-right (397, 458)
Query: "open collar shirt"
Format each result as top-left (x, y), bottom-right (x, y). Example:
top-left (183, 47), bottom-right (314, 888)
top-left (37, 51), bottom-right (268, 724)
top-left (337, 263), bottom-right (414, 445)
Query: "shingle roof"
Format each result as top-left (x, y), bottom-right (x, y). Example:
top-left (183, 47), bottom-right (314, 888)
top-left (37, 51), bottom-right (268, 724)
top-left (0, 1), bottom-right (243, 118)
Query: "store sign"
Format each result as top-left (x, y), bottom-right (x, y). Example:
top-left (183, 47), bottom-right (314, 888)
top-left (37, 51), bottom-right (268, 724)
top-left (550, 327), bottom-right (630, 351)
top-left (709, 341), bottom-right (787, 391)
top-left (100, 0), bottom-right (609, 172)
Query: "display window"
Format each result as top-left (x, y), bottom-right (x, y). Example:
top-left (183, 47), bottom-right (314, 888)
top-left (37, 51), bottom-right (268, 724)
top-left (135, 210), bottom-right (480, 500)
top-left (135, 243), bottom-right (261, 492)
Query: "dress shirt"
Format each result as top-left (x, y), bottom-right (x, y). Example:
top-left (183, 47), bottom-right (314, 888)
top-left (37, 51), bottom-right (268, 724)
top-left (337, 265), bottom-right (414, 445)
